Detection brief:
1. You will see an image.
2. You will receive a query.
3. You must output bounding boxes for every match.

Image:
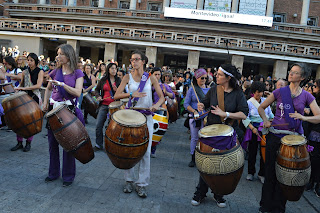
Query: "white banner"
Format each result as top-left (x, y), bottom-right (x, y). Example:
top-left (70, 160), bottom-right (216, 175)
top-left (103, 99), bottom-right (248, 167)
top-left (239, 0), bottom-right (267, 16)
top-left (170, 0), bottom-right (197, 9)
top-left (204, 0), bottom-right (232, 12)
top-left (164, 7), bottom-right (273, 27)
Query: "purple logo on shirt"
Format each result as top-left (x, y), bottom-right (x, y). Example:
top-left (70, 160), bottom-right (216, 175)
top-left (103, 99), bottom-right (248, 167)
top-left (284, 104), bottom-right (291, 110)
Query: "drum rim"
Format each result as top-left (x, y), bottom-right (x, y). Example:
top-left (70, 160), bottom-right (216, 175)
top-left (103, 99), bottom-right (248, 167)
top-left (111, 109), bottom-right (147, 127)
top-left (109, 101), bottom-right (123, 109)
top-left (46, 104), bottom-right (66, 118)
top-left (0, 82), bottom-right (14, 86)
top-left (2, 91), bottom-right (27, 103)
top-left (198, 124), bottom-right (234, 138)
top-left (281, 135), bottom-right (307, 146)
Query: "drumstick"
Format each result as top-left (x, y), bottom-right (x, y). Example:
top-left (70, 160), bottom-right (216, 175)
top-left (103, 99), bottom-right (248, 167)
top-left (190, 82), bottom-right (200, 104)
top-left (194, 110), bottom-right (209, 120)
top-left (131, 107), bottom-right (167, 111)
top-left (256, 132), bottom-right (267, 144)
top-left (259, 123), bottom-right (289, 127)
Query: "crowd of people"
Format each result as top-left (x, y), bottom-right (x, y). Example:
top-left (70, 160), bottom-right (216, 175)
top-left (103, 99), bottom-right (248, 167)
top-left (1, 45), bottom-right (320, 213)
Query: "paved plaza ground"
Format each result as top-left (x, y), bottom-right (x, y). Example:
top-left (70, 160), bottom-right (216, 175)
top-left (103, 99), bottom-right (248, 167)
top-left (0, 116), bottom-right (319, 213)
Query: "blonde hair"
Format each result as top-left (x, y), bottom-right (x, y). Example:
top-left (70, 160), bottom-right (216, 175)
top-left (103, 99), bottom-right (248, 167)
top-left (15, 55), bottom-right (27, 68)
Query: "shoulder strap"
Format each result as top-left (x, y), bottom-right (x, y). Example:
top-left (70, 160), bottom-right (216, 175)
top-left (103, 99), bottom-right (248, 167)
top-left (127, 72), bottom-right (150, 108)
top-left (279, 86), bottom-right (297, 130)
top-left (248, 97), bottom-right (260, 110)
top-left (194, 85), bottom-right (206, 102)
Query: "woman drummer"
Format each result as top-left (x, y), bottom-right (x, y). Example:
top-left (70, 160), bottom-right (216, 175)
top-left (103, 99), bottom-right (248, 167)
top-left (258, 63), bottom-right (320, 213)
top-left (11, 53), bottom-right (44, 152)
top-left (43, 44), bottom-right (84, 187)
top-left (183, 68), bottom-right (210, 167)
top-left (114, 50), bottom-right (164, 198)
top-left (150, 67), bottom-right (175, 157)
top-left (192, 64), bottom-right (248, 208)
top-left (93, 62), bottom-right (121, 151)
top-left (81, 63), bottom-right (96, 124)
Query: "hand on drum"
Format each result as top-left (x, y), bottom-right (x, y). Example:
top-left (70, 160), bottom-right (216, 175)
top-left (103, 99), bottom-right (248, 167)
top-left (289, 111), bottom-right (305, 121)
top-left (96, 96), bottom-right (103, 102)
top-left (210, 105), bottom-right (227, 118)
top-left (197, 103), bottom-right (204, 112)
top-left (133, 90), bottom-right (146, 98)
top-left (263, 120), bottom-right (271, 128)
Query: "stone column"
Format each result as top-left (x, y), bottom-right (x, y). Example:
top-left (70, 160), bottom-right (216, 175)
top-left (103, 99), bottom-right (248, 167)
top-left (273, 60), bottom-right (288, 80)
top-left (98, 0), bottom-right (105, 7)
top-left (231, 0), bottom-right (239, 13)
top-left (39, 0), bottom-right (46, 4)
top-left (129, 0), bottom-right (137, 10)
top-left (146, 46), bottom-right (157, 67)
top-left (90, 47), bottom-right (99, 65)
top-left (163, 0), bottom-right (170, 11)
top-left (316, 65), bottom-right (320, 80)
top-left (187, 50), bottom-right (200, 71)
top-left (104, 43), bottom-right (117, 63)
top-left (266, 0), bottom-right (274, 17)
top-left (67, 39), bottom-right (80, 58)
top-left (197, 0), bottom-right (204, 10)
top-left (300, 0), bottom-right (310, 25)
top-left (231, 55), bottom-right (244, 74)
top-left (68, 0), bottom-right (75, 6)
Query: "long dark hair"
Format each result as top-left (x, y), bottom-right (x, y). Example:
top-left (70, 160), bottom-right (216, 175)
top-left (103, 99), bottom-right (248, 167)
top-left (101, 63), bottom-right (121, 87)
top-left (220, 64), bottom-right (242, 90)
top-left (27, 53), bottom-right (39, 66)
top-left (4, 56), bottom-right (17, 70)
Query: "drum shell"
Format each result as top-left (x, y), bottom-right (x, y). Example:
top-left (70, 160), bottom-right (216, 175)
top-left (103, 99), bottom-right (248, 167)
top-left (82, 93), bottom-right (98, 118)
top-left (1, 83), bottom-right (15, 94)
top-left (105, 117), bottom-right (149, 169)
top-left (260, 134), bottom-right (266, 163)
top-left (195, 140), bottom-right (244, 195)
top-left (276, 143), bottom-right (311, 201)
top-left (166, 97), bottom-right (178, 122)
top-left (2, 93), bottom-right (43, 138)
top-left (47, 106), bottom-right (94, 164)
top-left (152, 111), bottom-right (168, 147)
top-left (109, 101), bottom-right (123, 115)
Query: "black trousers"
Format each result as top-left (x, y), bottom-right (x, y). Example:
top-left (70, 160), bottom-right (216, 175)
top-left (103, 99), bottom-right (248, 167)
top-left (309, 140), bottom-right (320, 183)
top-left (260, 133), bottom-right (287, 212)
top-left (248, 133), bottom-right (265, 176)
top-left (194, 175), bottom-right (223, 200)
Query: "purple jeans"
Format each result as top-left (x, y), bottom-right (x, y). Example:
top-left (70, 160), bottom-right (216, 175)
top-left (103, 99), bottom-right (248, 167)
top-left (17, 135), bottom-right (33, 142)
top-left (47, 129), bottom-right (75, 182)
top-left (189, 117), bottom-right (203, 155)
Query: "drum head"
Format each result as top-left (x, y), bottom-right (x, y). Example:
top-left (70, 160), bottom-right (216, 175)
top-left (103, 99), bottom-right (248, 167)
top-left (199, 124), bottom-right (234, 138)
top-left (109, 101), bottom-right (123, 109)
top-left (2, 92), bottom-right (27, 104)
top-left (281, 135), bottom-right (306, 146)
top-left (46, 104), bottom-right (65, 118)
top-left (112, 109), bottom-right (146, 127)
top-left (121, 98), bottom-right (129, 103)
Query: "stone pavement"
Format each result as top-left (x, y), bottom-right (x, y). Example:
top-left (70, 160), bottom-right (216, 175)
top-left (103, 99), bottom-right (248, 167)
top-left (0, 116), bottom-right (319, 213)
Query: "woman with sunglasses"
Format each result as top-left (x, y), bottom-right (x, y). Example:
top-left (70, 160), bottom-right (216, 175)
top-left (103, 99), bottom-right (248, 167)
top-left (114, 51), bottom-right (164, 198)
top-left (192, 64), bottom-right (248, 208)
top-left (184, 69), bottom-right (210, 168)
top-left (258, 63), bottom-right (320, 213)
top-left (12, 53), bottom-right (44, 152)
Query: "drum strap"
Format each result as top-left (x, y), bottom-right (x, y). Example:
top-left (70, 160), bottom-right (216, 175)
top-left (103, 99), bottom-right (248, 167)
top-left (127, 72), bottom-right (150, 108)
top-left (217, 85), bottom-right (234, 126)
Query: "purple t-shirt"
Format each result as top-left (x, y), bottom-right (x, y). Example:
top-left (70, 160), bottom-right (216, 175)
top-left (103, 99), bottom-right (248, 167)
top-left (272, 88), bottom-right (315, 134)
top-left (49, 69), bottom-right (84, 102)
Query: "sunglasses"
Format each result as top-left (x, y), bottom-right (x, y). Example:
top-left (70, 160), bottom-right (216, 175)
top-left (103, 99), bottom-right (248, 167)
top-left (50, 64), bottom-right (55, 66)
top-left (130, 58), bottom-right (141, 62)
top-left (164, 75), bottom-right (170, 77)
top-left (200, 77), bottom-right (208, 80)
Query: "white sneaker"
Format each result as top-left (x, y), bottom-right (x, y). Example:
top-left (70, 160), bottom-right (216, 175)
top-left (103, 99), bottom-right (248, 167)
top-left (258, 175), bottom-right (265, 184)
top-left (213, 196), bottom-right (227, 208)
top-left (246, 174), bottom-right (254, 181)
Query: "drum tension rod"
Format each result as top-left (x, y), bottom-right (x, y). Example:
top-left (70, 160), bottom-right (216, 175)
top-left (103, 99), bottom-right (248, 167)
top-left (117, 127), bottom-right (125, 143)
top-left (58, 116), bottom-right (63, 125)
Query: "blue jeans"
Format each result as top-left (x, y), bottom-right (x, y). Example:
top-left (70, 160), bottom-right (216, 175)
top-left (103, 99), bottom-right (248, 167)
top-left (95, 105), bottom-right (109, 148)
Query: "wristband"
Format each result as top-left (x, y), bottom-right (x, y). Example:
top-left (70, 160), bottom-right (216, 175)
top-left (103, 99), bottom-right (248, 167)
top-left (224, 112), bottom-right (230, 121)
top-left (129, 92), bottom-right (133, 98)
top-left (57, 82), bottom-right (61, 86)
top-left (62, 82), bottom-right (65, 87)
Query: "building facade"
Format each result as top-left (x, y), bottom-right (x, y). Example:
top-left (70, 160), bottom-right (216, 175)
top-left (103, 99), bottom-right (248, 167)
top-left (0, 0), bottom-right (319, 78)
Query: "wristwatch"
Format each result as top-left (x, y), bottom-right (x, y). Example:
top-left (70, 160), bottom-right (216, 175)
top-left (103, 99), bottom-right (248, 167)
top-left (224, 112), bottom-right (230, 121)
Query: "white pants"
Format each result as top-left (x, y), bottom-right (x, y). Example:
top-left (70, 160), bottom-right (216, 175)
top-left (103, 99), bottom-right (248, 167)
top-left (124, 115), bottom-right (153, 187)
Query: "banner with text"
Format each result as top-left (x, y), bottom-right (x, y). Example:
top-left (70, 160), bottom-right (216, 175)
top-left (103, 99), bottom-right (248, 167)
top-left (170, 0), bottom-right (197, 9)
top-left (239, 0), bottom-right (267, 16)
top-left (204, 0), bottom-right (232, 12)
top-left (164, 7), bottom-right (273, 27)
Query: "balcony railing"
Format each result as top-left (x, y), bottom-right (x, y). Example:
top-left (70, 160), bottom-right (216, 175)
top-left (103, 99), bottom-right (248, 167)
top-left (1, 18), bottom-right (319, 58)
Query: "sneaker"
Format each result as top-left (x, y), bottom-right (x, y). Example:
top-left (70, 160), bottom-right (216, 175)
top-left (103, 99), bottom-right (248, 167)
top-left (213, 195), bottom-right (226, 208)
top-left (63, 181), bottom-right (73, 187)
top-left (10, 143), bottom-right (23, 151)
top-left (246, 174), bottom-right (254, 181)
top-left (135, 185), bottom-right (147, 198)
top-left (258, 175), bottom-right (265, 184)
top-left (151, 153), bottom-right (156, 158)
top-left (23, 143), bottom-right (31, 152)
top-left (123, 181), bottom-right (133, 193)
top-left (191, 194), bottom-right (205, 206)
top-left (315, 184), bottom-right (320, 198)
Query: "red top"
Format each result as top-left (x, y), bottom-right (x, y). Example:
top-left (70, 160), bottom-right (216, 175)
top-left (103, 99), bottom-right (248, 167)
top-left (101, 80), bottom-right (115, 106)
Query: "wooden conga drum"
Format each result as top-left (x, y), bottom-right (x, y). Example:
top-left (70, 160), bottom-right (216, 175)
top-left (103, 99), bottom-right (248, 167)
top-left (0, 83), bottom-right (15, 94)
top-left (2, 92), bottom-right (43, 138)
top-left (82, 92), bottom-right (98, 118)
top-left (260, 134), bottom-right (266, 163)
top-left (108, 101), bottom-right (123, 115)
top-left (46, 105), bottom-right (94, 164)
top-left (120, 98), bottom-right (129, 110)
top-left (195, 124), bottom-right (244, 195)
top-left (166, 97), bottom-right (178, 122)
top-left (276, 135), bottom-right (311, 201)
top-left (105, 109), bottom-right (149, 169)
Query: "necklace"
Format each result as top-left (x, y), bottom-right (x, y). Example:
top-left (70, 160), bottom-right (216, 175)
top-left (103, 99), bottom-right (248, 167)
top-left (291, 87), bottom-right (301, 98)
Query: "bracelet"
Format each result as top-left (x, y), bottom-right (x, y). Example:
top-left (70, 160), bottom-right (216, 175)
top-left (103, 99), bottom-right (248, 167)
top-left (224, 112), bottom-right (230, 121)
top-left (61, 82), bottom-right (65, 87)
top-left (129, 92), bottom-right (133, 98)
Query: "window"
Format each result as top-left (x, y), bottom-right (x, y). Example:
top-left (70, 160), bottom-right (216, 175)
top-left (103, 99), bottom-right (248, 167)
top-left (273, 13), bottom-right (286, 23)
top-left (119, 1), bottom-right (130, 9)
top-left (307, 17), bottom-right (318, 26)
top-left (91, 0), bottom-right (99, 7)
top-left (148, 2), bottom-right (162, 12)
